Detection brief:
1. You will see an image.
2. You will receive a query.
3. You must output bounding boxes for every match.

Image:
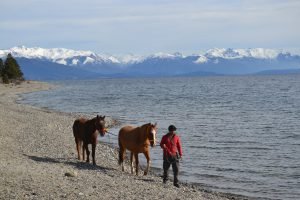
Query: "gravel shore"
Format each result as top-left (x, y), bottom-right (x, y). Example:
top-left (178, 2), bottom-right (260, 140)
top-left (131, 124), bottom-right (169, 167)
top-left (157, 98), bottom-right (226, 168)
top-left (0, 81), bottom-right (240, 200)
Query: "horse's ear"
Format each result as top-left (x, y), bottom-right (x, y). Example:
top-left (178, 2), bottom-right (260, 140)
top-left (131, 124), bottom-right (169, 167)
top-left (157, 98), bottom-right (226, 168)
top-left (154, 122), bottom-right (157, 127)
top-left (103, 115), bottom-right (105, 119)
top-left (97, 115), bottom-right (99, 119)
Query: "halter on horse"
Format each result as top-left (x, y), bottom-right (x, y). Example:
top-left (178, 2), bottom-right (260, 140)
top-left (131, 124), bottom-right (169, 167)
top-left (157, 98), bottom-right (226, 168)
top-left (118, 123), bottom-right (157, 175)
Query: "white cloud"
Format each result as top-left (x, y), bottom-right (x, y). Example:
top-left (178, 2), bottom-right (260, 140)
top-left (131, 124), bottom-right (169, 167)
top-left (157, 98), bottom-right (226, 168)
top-left (0, 0), bottom-right (299, 54)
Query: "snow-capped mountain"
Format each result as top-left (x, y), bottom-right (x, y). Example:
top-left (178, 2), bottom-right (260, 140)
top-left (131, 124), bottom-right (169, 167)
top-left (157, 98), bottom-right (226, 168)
top-left (0, 46), bottom-right (122, 66)
top-left (204, 48), bottom-right (280, 59)
top-left (1, 46), bottom-right (300, 80)
top-left (0, 46), bottom-right (295, 64)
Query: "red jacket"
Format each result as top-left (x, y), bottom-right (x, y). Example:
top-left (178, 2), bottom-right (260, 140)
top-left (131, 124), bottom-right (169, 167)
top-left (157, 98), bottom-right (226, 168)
top-left (160, 133), bottom-right (183, 157)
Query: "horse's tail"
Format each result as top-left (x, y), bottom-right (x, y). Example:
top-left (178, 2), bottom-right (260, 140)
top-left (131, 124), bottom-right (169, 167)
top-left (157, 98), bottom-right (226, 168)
top-left (118, 133), bottom-right (123, 165)
top-left (72, 120), bottom-right (78, 137)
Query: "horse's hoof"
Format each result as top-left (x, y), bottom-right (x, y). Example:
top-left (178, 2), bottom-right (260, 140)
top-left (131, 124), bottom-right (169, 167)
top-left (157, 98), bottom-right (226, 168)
top-left (144, 172), bottom-right (148, 176)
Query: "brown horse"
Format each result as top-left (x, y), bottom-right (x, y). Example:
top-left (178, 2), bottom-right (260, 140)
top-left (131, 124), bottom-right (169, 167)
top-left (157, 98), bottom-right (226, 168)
top-left (118, 123), bottom-right (157, 175)
top-left (72, 115), bottom-right (106, 165)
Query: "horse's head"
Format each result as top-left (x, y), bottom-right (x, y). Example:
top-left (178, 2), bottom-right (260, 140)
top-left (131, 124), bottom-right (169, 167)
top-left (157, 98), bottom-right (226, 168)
top-left (147, 123), bottom-right (157, 147)
top-left (95, 115), bottom-right (106, 136)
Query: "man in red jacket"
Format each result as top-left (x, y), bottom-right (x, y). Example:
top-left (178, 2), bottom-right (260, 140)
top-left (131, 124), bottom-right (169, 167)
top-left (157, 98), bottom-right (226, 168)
top-left (160, 125), bottom-right (183, 188)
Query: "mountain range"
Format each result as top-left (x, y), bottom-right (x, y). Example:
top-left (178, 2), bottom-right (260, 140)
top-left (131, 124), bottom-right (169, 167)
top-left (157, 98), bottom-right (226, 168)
top-left (1, 46), bottom-right (300, 80)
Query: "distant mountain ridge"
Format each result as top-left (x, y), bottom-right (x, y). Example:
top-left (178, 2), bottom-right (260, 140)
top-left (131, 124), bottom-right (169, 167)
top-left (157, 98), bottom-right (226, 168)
top-left (255, 68), bottom-right (300, 75)
top-left (1, 46), bottom-right (300, 80)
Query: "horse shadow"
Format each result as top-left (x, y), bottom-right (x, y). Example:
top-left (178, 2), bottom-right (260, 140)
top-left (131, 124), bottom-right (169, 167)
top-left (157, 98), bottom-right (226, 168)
top-left (135, 177), bottom-right (156, 183)
top-left (24, 154), bottom-right (116, 173)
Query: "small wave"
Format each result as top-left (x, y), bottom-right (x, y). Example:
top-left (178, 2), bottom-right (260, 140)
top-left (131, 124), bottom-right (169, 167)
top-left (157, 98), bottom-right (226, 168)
top-left (210, 140), bottom-right (259, 144)
top-left (188, 145), bottom-right (272, 151)
top-left (194, 173), bottom-right (227, 180)
top-left (263, 126), bottom-right (274, 129)
top-left (192, 135), bottom-right (203, 138)
top-left (281, 134), bottom-right (300, 140)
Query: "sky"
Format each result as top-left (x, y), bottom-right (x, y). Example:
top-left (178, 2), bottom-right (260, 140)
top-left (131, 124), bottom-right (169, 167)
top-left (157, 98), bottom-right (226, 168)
top-left (0, 0), bottom-right (300, 55)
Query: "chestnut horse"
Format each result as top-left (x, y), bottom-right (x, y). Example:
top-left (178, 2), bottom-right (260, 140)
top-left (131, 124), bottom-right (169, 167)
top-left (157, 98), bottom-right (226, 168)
top-left (118, 123), bottom-right (157, 175)
top-left (72, 115), bottom-right (106, 165)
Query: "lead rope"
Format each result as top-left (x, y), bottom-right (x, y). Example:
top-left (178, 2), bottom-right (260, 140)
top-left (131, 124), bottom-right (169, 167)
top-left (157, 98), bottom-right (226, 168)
top-left (107, 132), bottom-right (119, 161)
top-left (98, 130), bottom-right (119, 161)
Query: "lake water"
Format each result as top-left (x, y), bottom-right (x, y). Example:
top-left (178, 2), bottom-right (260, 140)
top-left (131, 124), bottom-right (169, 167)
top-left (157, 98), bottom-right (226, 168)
top-left (20, 75), bottom-right (300, 200)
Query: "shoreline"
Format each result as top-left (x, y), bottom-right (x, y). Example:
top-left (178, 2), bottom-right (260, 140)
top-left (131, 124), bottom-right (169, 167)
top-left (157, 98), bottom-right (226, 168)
top-left (0, 81), bottom-right (246, 200)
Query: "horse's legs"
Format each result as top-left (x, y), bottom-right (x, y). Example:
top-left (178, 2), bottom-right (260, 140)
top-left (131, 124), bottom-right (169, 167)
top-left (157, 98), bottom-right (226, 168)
top-left (143, 151), bottom-right (151, 176)
top-left (92, 143), bottom-right (96, 165)
top-left (84, 143), bottom-right (90, 163)
top-left (75, 138), bottom-right (81, 160)
top-left (82, 141), bottom-right (85, 161)
top-left (121, 149), bottom-right (126, 171)
top-left (130, 152), bottom-right (134, 174)
top-left (134, 153), bottom-right (139, 176)
top-left (118, 144), bottom-right (126, 171)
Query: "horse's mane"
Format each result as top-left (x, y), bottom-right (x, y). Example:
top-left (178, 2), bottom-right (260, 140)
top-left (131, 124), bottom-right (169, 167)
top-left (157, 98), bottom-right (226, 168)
top-left (86, 116), bottom-right (102, 127)
top-left (84, 116), bottom-right (104, 135)
top-left (89, 117), bottom-right (97, 123)
top-left (137, 123), bottom-right (151, 144)
top-left (140, 123), bottom-right (151, 130)
top-left (85, 117), bottom-right (96, 126)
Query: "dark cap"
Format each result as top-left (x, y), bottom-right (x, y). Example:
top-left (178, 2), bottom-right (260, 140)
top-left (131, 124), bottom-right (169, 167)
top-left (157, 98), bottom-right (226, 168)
top-left (168, 125), bottom-right (177, 132)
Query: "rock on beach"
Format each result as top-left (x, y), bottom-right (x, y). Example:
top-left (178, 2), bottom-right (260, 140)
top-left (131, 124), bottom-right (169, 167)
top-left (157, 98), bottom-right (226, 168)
top-left (0, 81), bottom-right (236, 200)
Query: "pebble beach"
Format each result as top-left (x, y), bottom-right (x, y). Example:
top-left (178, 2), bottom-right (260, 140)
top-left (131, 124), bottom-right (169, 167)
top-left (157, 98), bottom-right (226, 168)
top-left (0, 81), bottom-right (243, 200)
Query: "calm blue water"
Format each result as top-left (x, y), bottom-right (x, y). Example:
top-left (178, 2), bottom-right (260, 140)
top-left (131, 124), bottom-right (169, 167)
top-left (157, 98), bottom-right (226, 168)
top-left (21, 75), bottom-right (300, 200)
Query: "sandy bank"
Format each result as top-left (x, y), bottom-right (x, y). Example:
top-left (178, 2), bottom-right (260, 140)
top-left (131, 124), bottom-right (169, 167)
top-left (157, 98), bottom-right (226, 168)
top-left (0, 81), bottom-right (238, 200)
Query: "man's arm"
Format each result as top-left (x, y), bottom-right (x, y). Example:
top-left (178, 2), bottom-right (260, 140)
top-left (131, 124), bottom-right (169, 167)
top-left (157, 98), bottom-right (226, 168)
top-left (177, 136), bottom-right (183, 157)
top-left (160, 136), bottom-right (166, 149)
top-left (160, 136), bottom-right (172, 155)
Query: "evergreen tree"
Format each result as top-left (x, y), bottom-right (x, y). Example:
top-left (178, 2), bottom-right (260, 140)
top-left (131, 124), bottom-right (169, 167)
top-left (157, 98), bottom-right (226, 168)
top-left (3, 53), bottom-right (24, 81)
top-left (0, 58), bottom-right (3, 78)
top-left (2, 73), bottom-right (9, 84)
top-left (0, 58), bottom-right (7, 83)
